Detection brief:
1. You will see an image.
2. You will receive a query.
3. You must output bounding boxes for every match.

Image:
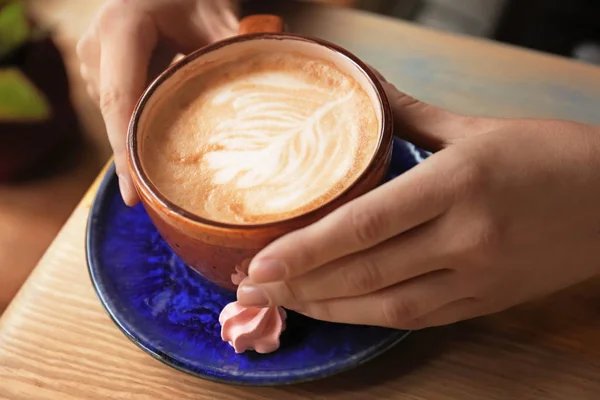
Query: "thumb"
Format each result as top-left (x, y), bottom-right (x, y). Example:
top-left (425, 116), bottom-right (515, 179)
top-left (381, 80), bottom-right (476, 152)
top-left (98, 11), bottom-right (158, 206)
top-left (368, 65), bottom-right (496, 152)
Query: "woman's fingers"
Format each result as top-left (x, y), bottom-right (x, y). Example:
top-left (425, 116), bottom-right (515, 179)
top-left (288, 269), bottom-right (465, 328)
top-left (247, 75), bottom-right (501, 284)
top-left (248, 153), bottom-right (454, 284)
top-left (97, 6), bottom-right (158, 206)
top-left (78, 0), bottom-right (242, 206)
top-left (238, 223), bottom-right (446, 307)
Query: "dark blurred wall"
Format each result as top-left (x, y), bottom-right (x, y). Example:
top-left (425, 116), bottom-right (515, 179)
top-left (495, 0), bottom-right (600, 58)
top-left (242, 0), bottom-right (600, 64)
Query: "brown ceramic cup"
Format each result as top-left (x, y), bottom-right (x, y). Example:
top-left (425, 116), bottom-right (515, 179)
top-left (127, 15), bottom-right (394, 292)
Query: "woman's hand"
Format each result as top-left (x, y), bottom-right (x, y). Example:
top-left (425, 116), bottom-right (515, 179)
top-left (77, 0), bottom-right (238, 205)
top-left (237, 81), bottom-right (600, 330)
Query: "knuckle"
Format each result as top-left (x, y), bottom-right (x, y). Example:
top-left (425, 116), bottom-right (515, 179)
top-left (99, 89), bottom-right (122, 115)
top-left (349, 208), bottom-right (385, 246)
top-left (342, 258), bottom-right (383, 295)
top-left (297, 236), bottom-right (318, 269)
top-left (286, 232), bottom-right (318, 274)
top-left (475, 219), bottom-right (503, 256)
top-left (283, 280), bottom-right (306, 304)
top-left (471, 217), bottom-right (502, 257)
top-left (453, 216), bottom-right (503, 268)
top-left (451, 155), bottom-right (490, 199)
top-left (380, 296), bottom-right (419, 329)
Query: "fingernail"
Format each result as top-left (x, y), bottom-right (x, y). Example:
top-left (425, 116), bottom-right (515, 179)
top-left (249, 259), bottom-right (286, 282)
top-left (237, 284), bottom-right (270, 307)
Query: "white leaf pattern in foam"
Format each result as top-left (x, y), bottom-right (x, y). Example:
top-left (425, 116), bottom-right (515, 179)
top-left (202, 72), bottom-right (359, 220)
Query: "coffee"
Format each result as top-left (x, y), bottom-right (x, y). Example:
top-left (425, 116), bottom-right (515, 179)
top-left (142, 51), bottom-right (380, 225)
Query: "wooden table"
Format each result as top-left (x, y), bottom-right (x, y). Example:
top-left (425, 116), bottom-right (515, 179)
top-left (2, 2), bottom-right (600, 399)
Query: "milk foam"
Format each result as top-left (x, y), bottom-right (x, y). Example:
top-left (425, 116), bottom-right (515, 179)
top-left (143, 52), bottom-right (379, 224)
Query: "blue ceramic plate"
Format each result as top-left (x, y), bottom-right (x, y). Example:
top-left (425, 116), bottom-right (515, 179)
top-left (86, 138), bottom-right (429, 386)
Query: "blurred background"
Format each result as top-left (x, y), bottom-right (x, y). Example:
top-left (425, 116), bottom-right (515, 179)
top-left (266, 0), bottom-right (600, 63)
top-left (1, 0), bottom-right (599, 311)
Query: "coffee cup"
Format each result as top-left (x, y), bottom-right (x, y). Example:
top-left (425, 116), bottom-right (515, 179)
top-left (127, 15), bottom-right (394, 291)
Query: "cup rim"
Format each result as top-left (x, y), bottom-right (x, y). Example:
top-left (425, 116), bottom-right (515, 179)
top-left (128, 32), bottom-right (393, 230)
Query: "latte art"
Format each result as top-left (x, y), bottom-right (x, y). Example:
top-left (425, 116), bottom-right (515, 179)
top-left (143, 52), bottom-right (379, 224)
top-left (203, 75), bottom-right (359, 218)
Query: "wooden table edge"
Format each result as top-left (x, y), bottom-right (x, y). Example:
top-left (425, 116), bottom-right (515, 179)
top-left (0, 158), bottom-right (112, 330)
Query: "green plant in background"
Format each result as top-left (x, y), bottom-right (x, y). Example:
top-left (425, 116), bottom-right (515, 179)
top-left (0, 0), bottom-right (50, 121)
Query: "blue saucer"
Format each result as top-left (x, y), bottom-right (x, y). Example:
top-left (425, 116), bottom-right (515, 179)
top-left (86, 138), bottom-right (429, 386)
